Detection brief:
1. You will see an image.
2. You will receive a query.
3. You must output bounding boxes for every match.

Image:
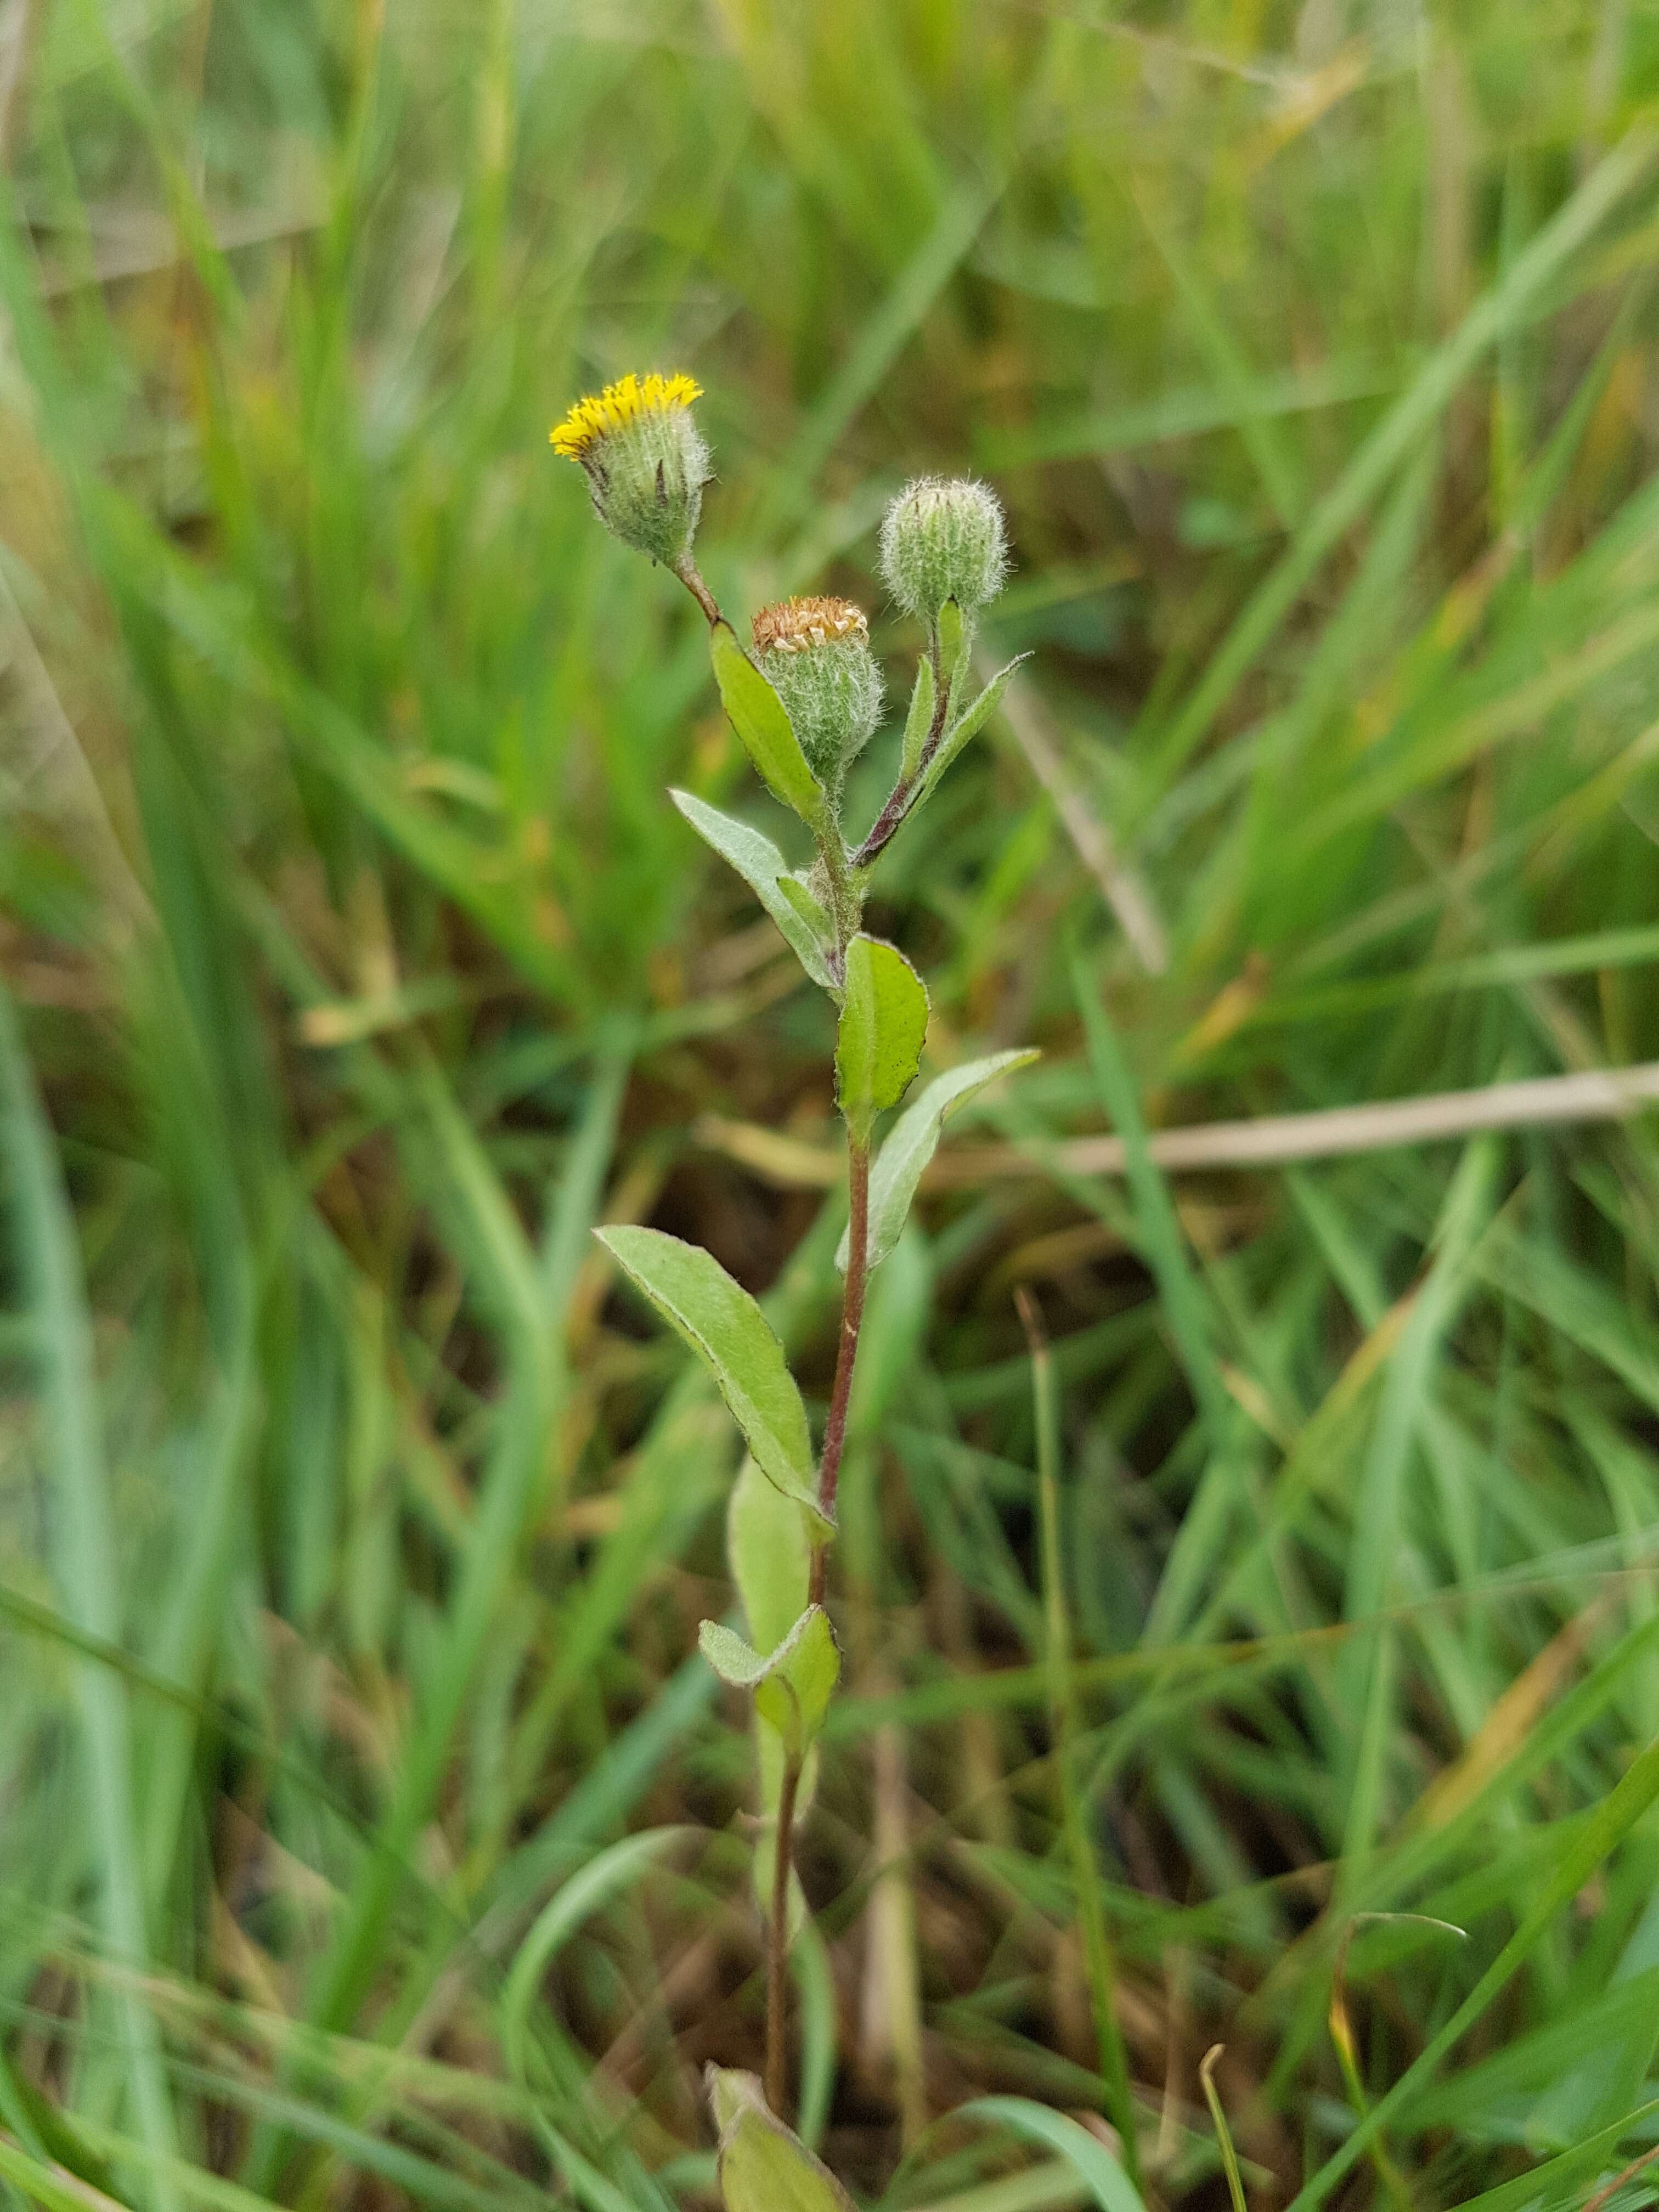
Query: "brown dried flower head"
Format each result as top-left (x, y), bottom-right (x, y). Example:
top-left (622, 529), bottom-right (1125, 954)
top-left (751, 597), bottom-right (881, 782)
top-left (752, 595), bottom-right (868, 656)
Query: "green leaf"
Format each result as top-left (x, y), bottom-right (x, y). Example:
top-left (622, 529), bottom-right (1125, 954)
top-left (698, 1605), bottom-right (840, 1757)
top-left (938, 596), bottom-right (970, 722)
top-left (834, 934), bottom-right (929, 1142)
top-left (837, 1049), bottom-right (1039, 1274)
top-left (777, 872), bottom-right (835, 946)
top-left (913, 653), bottom-right (1029, 811)
top-left (727, 1454), bottom-right (811, 1656)
top-left (670, 792), bottom-right (836, 989)
top-left (706, 2068), bottom-right (857, 2212)
top-left (710, 621), bottom-right (825, 826)
top-left (900, 652), bottom-right (935, 781)
top-left (594, 1227), bottom-right (828, 1532)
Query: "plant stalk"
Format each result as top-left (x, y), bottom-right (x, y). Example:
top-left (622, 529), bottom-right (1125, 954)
top-left (766, 1750), bottom-right (803, 2115)
top-left (765, 860), bottom-right (871, 2112)
top-left (673, 552), bottom-right (721, 627)
top-left (809, 1130), bottom-right (869, 1606)
top-left (769, 1126), bottom-right (869, 2109)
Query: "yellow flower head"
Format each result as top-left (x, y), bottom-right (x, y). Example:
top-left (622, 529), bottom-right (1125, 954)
top-left (549, 371), bottom-right (704, 461)
top-left (550, 371), bottom-right (710, 566)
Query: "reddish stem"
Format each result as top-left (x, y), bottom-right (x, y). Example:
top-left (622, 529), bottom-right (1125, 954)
top-left (850, 637), bottom-right (953, 868)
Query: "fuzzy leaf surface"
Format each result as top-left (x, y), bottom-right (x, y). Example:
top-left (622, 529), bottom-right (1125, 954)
top-left (670, 791), bottom-right (834, 988)
top-left (594, 1226), bottom-right (827, 1529)
top-left (900, 652), bottom-right (935, 781)
top-left (914, 653), bottom-right (1030, 811)
top-left (707, 2069), bottom-right (856, 2212)
top-left (698, 1606), bottom-right (840, 1756)
top-left (727, 1454), bottom-right (811, 1655)
top-left (776, 872), bottom-right (835, 951)
top-left (837, 1049), bottom-right (1040, 1274)
top-left (938, 596), bottom-right (969, 723)
top-left (834, 934), bottom-right (929, 1142)
top-left (709, 622), bottom-right (824, 826)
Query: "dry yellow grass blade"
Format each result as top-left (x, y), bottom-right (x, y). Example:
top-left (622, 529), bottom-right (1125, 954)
top-left (696, 1061), bottom-right (1659, 1188)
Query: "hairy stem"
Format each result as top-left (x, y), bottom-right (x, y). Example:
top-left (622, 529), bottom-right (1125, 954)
top-left (817, 825), bottom-right (860, 963)
top-left (765, 1750), bottom-right (803, 2115)
top-left (809, 1131), bottom-right (869, 1606)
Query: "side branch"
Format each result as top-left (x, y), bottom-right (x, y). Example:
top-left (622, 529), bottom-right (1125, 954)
top-left (851, 657), bottom-right (953, 869)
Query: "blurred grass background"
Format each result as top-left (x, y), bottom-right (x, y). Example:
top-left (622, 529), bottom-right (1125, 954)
top-left (8, 1), bottom-right (1659, 2205)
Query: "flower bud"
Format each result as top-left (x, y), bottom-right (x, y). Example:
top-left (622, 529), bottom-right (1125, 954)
top-left (550, 371), bottom-right (710, 567)
top-left (878, 476), bottom-right (1008, 625)
top-left (752, 597), bottom-right (883, 784)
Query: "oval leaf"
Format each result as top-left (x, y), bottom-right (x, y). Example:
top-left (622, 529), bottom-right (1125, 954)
top-left (595, 1226), bottom-right (829, 1531)
top-left (710, 622), bottom-right (825, 827)
top-left (835, 934), bottom-right (929, 1142)
top-left (776, 872), bottom-right (835, 949)
top-left (837, 1049), bottom-right (1040, 1274)
top-left (707, 2068), bottom-right (857, 2212)
top-left (727, 1454), bottom-right (811, 1655)
top-left (671, 791), bottom-right (835, 988)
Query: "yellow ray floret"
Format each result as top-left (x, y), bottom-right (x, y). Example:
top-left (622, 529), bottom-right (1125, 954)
top-left (549, 371), bottom-right (703, 460)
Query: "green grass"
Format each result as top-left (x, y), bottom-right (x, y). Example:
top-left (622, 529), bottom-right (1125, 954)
top-left (6, 1), bottom-right (1659, 2205)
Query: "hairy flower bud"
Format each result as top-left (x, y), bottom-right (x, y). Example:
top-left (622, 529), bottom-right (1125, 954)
top-left (752, 597), bottom-right (883, 783)
top-left (550, 371), bottom-right (710, 567)
top-left (878, 476), bottom-right (1008, 625)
